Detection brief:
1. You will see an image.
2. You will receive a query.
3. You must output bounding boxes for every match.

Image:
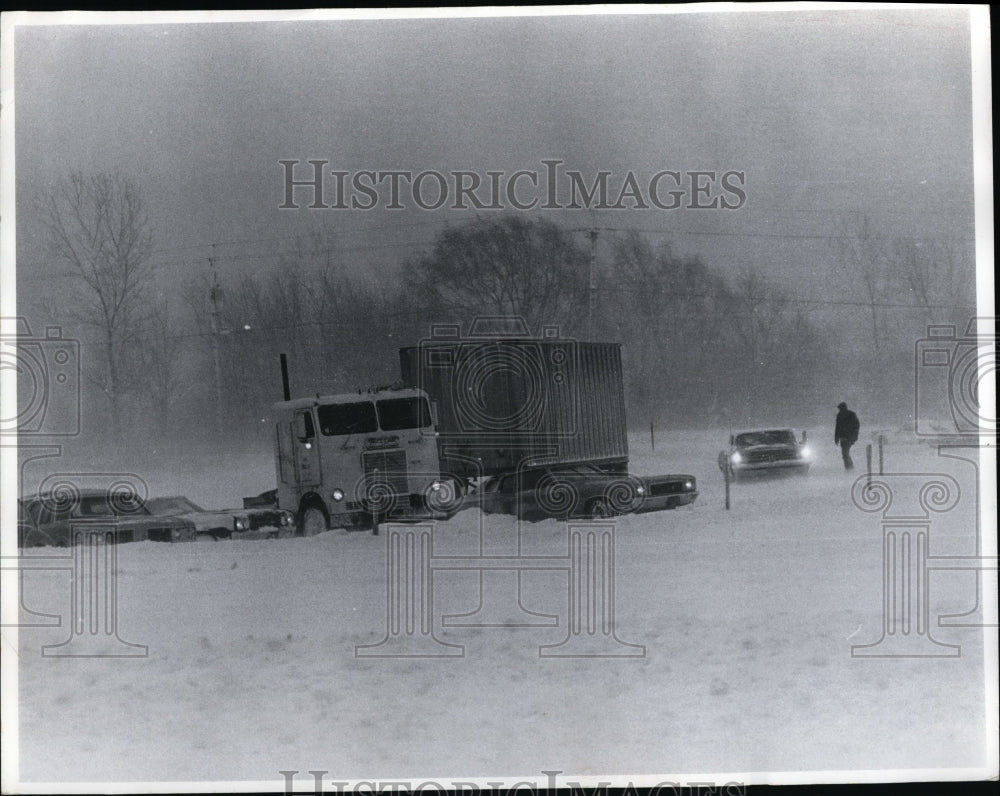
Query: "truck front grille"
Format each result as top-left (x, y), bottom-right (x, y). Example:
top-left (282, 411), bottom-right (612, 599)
top-left (362, 449), bottom-right (409, 497)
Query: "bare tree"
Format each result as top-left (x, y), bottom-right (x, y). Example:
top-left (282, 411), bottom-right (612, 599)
top-left (139, 298), bottom-right (190, 437)
top-left (723, 268), bottom-right (792, 419)
top-left (42, 172), bottom-right (153, 425)
top-left (835, 213), bottom-right (893, 354)
top-left (601, 230), bottom-right (739, 424)
top-left (893, 237), bottom-right (976, 326)
top-left (404, 215), bottom-right (589, 334)
top-left (178, 231), bottom-right (404, 431)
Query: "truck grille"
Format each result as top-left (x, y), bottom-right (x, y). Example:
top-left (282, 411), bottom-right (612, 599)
top-left (362, 449), bottom-right (408, 497)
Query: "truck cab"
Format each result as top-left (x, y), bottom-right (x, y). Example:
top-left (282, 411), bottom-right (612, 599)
top-left (272, 387), bottom-right (460, 534)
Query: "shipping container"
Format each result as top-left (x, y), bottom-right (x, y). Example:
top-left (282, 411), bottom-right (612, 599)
top-left (399, 339), bottom-right (629, 478)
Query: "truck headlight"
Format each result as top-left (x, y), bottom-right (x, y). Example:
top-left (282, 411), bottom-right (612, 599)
top-left (800, 445), bottom-right (813, 460)
top-left (636, 485), bottom-right (645, 496)
top-left (332, 489), bottom-right (344, 502)
top-left (280, 513), bottom-right (292, 526)
top-left (730, 452), bottom-right (742, 465)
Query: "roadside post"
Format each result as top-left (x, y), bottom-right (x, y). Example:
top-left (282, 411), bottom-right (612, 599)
top-left (719, 451), bottom-right (731, 510)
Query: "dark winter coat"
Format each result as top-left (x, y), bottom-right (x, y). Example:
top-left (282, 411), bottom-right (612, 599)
top-left (835, 408), bottom-right (860, 445)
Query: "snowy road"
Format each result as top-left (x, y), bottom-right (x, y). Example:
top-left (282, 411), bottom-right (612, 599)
top-left (10, 430), bottom-right (996, 787)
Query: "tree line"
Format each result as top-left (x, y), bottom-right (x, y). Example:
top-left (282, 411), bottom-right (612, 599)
top-left (33, 172), bottom-right (976, 449)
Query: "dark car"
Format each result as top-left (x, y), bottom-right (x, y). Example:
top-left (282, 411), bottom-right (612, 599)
top-left (144, 496), bottom-right (296, 541)
top-left (18, 489), bottom-right (198, 548)
top-left (633, 471), bottom-right (699, 512)
top-left (720, 428), bottom-right (812, 480)
top-left (478, 463), bottom-right (697, 521)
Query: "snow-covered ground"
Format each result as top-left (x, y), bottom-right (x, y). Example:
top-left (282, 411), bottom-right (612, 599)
top-left (7, 428), bottom-right (997, 790)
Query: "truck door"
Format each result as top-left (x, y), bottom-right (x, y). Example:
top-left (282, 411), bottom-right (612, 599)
top-left (293, 410), bottom-right (321, 488)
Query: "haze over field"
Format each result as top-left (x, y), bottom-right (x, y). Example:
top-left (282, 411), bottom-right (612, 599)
top-left (2, 6), bottom-right (994, 792)
top-left (6, 7), bottom-right (986, 446)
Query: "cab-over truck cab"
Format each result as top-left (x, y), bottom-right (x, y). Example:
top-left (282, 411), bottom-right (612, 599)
top-left (273, 387), bottom-right (459, 534)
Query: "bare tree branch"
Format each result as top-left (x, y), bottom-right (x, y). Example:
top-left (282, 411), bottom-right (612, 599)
top-left (42, 172), bottom-right (154, 426)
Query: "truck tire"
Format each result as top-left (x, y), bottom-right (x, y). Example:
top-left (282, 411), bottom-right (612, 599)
top-left (300, 505), bottom-right (328, 537)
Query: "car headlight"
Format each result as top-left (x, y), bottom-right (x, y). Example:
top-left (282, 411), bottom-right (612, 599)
top-left (730, 452), bottom-right (742, 465)
top-left (332, 489), bottom-right (344, 502)
top-left (800, 445), bottom-right (813, 460)
top-left (234, 518), bottom-right (247, 531)
top-left (280, 513), bottom-right (292, 526)
top-left (171, 528), bottom-right (182, 539)
top-left (683, 480), bottom-right (694, 490)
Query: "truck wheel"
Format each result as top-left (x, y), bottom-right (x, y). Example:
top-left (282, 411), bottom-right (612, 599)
top-left (300, 506), bottom-right (328, 537)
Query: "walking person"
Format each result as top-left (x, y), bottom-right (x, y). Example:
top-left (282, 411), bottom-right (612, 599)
top-left (834, 402), bottom-right (860, 470)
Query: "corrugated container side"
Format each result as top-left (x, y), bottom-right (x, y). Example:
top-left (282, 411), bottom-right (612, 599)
top-left (399, 341), bottom-right (628, 478)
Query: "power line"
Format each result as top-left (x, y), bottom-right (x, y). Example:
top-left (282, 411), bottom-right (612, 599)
top-left (16, 238), bottom-right (441, 278)
top-left (50, 293), bottom-right (977, 351)
top-left (19, 209), bottom-right (975, 275)
top-left (571, 225), bottom-right (973, 242)
top-left (143, 218), bottom-right (453, 257)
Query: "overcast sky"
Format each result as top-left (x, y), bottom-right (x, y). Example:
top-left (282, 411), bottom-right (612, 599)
top-left (8, 7), bottom-right (983, 314)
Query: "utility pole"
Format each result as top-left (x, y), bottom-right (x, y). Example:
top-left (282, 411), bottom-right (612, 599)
top-left (587, 229), bottom-right (599, 340)
top-left (208, 251), bottom-right (225, 436)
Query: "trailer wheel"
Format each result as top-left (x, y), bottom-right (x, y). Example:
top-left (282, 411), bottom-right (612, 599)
top-left (300, 506), bottom-right (328, 537)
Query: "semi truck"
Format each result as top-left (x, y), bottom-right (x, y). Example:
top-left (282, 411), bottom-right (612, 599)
top-left (260, 319), bottom-right (631, 534)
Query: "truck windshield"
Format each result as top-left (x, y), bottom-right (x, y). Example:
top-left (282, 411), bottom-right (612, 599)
top-left (317, 402), bottom-right (378, 436)
top-left (377, 397), bottom-right (432, 431)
